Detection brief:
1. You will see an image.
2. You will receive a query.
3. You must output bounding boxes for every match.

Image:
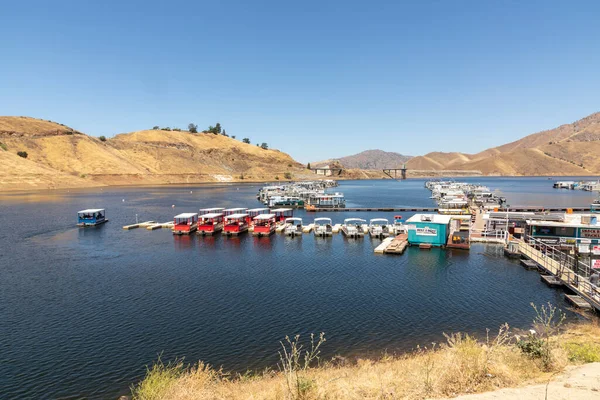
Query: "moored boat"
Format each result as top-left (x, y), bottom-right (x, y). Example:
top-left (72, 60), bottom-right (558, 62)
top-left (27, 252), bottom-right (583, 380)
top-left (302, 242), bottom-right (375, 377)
top-left (77, 209), bottom-right (108, 227)
top-left (284, 217), bottom-right (303, 237)
top-left (197, 213), bottom-right (224, 235)
top-left (252, 214), bottom-right (277, 237)
top-left (369, 218), bottom-right (391, 238)
top-left (223, 213), bottom-right (249, 236)
top-left (173, 213), bottom-right (198, 235)
top-left (341, 218), bottom-right (366, 238)
top-left (313, 217), bottom-right (333, 237)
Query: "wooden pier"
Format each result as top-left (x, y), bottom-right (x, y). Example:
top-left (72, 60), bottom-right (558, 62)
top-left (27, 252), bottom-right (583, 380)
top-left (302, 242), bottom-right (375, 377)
top-left (123, 221), bottom-right (156, 230)
top-left (373, 234), bottom-right (409, 255)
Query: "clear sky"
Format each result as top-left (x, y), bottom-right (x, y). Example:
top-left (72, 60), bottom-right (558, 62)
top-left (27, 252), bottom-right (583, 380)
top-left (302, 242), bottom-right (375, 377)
top-left (2, 0), bottom-right (599, 162)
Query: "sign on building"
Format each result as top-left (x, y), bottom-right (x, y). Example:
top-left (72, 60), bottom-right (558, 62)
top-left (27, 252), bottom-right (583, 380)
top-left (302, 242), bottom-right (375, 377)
top-left (416, 227), bottom-right (437, 236)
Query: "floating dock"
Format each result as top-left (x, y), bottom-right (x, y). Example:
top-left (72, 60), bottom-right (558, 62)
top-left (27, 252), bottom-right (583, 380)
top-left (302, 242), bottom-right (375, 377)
top-left (147, 222), bottom-right (174, 230)
top-left (565, 294), bottom-right (592, 309)
top-left (520, 259), bottom-right (539, 270)
top-left (122, 221), bottom-right (156, 230)
top-left (541, 275), bottom-right (563, 287)
top-left (374, 237), bottom-right (394, 253)
top-left (332, 224), bottom-right (342, 233)
top-left (302, 223), bottom-right (314, 233)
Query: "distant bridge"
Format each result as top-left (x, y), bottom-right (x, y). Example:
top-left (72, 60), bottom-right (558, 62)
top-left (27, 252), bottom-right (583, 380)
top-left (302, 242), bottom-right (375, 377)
top-left (310, 167), bottom-right (343, 176)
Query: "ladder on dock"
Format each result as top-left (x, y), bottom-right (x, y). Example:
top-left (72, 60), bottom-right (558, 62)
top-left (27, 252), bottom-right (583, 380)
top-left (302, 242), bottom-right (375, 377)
top-left (518, 236), bottom-right (600, 311)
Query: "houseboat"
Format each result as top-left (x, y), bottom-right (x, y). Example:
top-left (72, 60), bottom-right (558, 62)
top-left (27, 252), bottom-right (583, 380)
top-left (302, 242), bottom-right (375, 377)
top-left (252, 214), bottom-right (277, 237)
top-left (223, 213), bottom-right (249, 236)
top-left (314, 217), bottom-right (333, 237)
top-left (223, 208), bottom-right (248, 217)
top-left (553, 181), bottom-right (576, 189)
top-left (77, 209), bottom-right (108, 227)
top-left (405, 214), bottom-right (452, 247)
top-left (197, 213), bottom-right (224, 235)
top-left (305, 193), bottom-right (345, 210)
top-left (273, 208), bottom-right (294, 223)
top-left (246, 208), bottom-right (271, 225)
top-left (284, 217), bottom-right (303, 237)
top-left (341, 218), bottom-right (366, 238)
top-left (173, 213), bottom-right (198, 235)
top-left (268, 196), bottom-right (305, 208)
top-left (369, 218), bottom-right (391, 238)
top-left (392, 215), bottom-right (406, 235)
top-left (199, 207), bottom-right (225, 215)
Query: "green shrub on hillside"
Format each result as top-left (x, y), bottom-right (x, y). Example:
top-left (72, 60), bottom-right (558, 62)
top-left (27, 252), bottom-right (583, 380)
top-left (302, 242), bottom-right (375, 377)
top-left (17, 151), bottom-right (28, 158)
top-left (0, 142), bottom-right (7, 151)
top-left (99, 136), bottom-right (107, 142)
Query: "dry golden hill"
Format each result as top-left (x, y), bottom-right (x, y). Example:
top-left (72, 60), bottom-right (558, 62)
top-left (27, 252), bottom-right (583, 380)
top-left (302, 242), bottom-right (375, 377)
top-left (406, 111), bottom-right (600, 175)
top-left (0, 117), bottom-right (314, 191)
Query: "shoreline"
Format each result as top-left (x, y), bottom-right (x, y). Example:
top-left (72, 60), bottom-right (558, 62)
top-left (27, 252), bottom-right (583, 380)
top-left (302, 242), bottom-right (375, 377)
top-left (2, 173), bottom-right (600, 194)
top-left (128, 320), bottom-right (600, 400)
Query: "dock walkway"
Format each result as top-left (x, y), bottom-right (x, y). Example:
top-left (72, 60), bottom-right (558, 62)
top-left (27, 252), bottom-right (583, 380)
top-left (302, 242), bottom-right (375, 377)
top-left (518, 238), bottom-right (600, 311)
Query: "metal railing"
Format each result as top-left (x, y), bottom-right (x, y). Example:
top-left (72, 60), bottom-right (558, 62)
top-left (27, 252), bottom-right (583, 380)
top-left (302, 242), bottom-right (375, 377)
top-left (520, 235), bottom-right (600, 309)
top-left (469, 228), bottom-right (509, 243)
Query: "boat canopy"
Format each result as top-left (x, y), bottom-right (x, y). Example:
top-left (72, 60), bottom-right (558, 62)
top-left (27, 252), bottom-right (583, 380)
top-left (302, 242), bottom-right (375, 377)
top-left (370, 218), bottom-right (389, 224)
top-left (247, 208), bottom-right (270, 213)
top-left (273, 208), bottom-right (293, 213)
top-left (253, 214), bottom-right (276, 220)
top-left (344, 218), bottom-right (366, 224)
top-left (200, 213), bottom-right (223, 219)
top-left (78, 209), bottom-right (105, 214)
top-left (223, 207), bottom-right (248, 213)
top-left (199, 207), bottom-right (224, 213)
top-left (285, 217), bottom-right (303, 224)
top-left (314, 217), bottom-right (332, 223)
top-left (225, 213), bottom-right (249, 220)
top-left (174, 213), bottom-right (197, 219)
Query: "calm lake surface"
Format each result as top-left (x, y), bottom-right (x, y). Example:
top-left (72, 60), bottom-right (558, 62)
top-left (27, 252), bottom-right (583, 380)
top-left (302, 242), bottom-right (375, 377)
top-left (1, 177), bottom-right (598, 399)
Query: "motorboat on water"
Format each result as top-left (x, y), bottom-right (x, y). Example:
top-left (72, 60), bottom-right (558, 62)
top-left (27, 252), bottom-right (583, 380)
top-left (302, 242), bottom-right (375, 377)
top-left (313, 217), bottom-right (333, 237)
top-left (284, 217), bottom-right (303, 237)
top-left (341, 218), bottom-right (366, 238)
top-left (368, 218), bottom-right (391, 238)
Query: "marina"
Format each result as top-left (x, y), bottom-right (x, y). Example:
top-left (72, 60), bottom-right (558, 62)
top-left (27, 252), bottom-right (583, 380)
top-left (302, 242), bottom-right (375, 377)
top-left (4, 177), bottom-right (600, 399)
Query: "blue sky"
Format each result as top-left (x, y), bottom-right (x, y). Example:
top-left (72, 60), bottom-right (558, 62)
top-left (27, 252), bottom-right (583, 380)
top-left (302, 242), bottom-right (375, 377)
top-left (1, 0), bottom-right (599, 162)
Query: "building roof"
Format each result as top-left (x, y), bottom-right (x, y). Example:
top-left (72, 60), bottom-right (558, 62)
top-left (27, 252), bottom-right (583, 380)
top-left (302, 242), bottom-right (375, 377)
top-left (174, 213), bottom-right (198, 219)
top-left (527, 213), bottom-right (599, 229)
top-left (78, 209), bottom-right (105, 213)
top-left (254, 214), bottom-right (276, 220)
top-left (406, 213), bottom-right (452, 224)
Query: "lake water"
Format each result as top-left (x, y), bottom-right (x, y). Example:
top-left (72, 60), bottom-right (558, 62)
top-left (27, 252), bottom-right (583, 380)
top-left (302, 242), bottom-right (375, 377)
top-left (0, 177), bottom-right (597, 399)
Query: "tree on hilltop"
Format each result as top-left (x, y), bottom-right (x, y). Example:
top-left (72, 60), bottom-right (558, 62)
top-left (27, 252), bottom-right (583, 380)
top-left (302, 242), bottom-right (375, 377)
top-left (188, 123), bottom-right (198, 133)
top-left (242, 138), bottom-right (250, 144)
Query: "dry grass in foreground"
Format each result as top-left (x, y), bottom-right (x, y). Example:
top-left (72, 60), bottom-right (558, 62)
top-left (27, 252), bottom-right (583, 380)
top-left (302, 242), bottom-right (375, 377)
top-left (131, 304), bottom-right (600, 400)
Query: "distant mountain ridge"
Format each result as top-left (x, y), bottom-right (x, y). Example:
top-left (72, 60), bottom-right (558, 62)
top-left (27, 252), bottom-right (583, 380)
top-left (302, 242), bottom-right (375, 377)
top-left (406, 111), bottom-right (600, 176)
top-left (313, 149), bottom-right (412, 170)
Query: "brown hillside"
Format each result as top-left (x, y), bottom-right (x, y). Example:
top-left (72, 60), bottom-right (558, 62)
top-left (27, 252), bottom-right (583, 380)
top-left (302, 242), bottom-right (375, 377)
top-left (406, 112), bottom-right (600, 175)
top-left (0, 117), bottom-right (313, 190)
top-left (312, 150), bottom-right (412, 170)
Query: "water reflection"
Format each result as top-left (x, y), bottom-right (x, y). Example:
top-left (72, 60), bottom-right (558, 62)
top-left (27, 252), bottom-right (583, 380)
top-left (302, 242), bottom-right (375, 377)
top-left (173, 234), bottom-right (195, 250)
